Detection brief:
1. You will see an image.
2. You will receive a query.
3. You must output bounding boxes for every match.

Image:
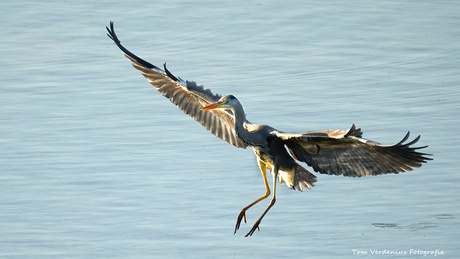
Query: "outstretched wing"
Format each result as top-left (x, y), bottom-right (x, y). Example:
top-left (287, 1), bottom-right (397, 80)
top-left (107, 22), bottom-right (247, 148)
top-left (277, 124), bottom-right (432, 177)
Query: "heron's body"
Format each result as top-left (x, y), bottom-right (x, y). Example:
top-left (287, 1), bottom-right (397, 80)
top-left (107, 22), bottom-right (432, 237)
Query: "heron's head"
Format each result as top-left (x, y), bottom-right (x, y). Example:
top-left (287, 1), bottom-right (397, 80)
top-left (201, 95), bottom-right (239, 111)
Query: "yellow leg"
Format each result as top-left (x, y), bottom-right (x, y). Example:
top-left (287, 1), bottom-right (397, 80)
top-left (234, 157), bottom-right (271, 234)
top-left (245, 165), bottom-right (278, 237)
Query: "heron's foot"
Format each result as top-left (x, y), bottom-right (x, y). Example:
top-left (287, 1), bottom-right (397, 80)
top-left (234, 210), bottom-right (247, 234)
top-left (245, 219), bottom-right (261, 237)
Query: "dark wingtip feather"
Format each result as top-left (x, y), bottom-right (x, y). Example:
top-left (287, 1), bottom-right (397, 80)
top-left (405, 134), bottom-right (421, 147)
top-left (395, 131), bottom-right (411, 146)
top-left (106, 21), bottom-right (160, 71)
top-left (164, 63), bottom-right (179, 82)
top-left (106, 21), bottom-right (120, 44)
top-left (106, 21), bottom-right (117, 42)
top-left (345, 123), bottom-right (363, 138)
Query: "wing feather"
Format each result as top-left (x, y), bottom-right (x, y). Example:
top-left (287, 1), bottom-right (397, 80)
top-left (278, 124), bottom-right (432, 177)
top-left (107, 22), bottom-right (247, 148)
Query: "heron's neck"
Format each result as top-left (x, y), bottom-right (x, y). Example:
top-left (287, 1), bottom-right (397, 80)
top-left (234, 112), bottom-right (245, 136)
top-left (232, 104), bottom-right (248, 141)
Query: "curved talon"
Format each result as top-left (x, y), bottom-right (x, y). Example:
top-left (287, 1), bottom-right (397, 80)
top-left (234, 210), bottom-right (247, 234)
top-left (245, 220), bottom-right (261, 237)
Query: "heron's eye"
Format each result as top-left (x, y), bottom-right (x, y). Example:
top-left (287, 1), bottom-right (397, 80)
top-left (222, 100), bottom-right (229, 104)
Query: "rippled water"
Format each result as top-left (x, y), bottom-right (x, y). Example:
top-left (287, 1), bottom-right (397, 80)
top-left (1, 1), bottom-right (459, 258)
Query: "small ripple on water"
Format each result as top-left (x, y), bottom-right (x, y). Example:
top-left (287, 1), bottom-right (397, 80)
top-left (372, 223), bottom-right (399, 228)
top-left (372, 222), bottom-right (439, 231)
top-left (433, 214), bottom-right (456, 220)
top-left (372, 214), bottom-right (456, 230)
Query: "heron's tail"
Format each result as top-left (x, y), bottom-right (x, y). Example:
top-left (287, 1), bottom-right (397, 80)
top-left (277, 164), bottom-right (317, 192)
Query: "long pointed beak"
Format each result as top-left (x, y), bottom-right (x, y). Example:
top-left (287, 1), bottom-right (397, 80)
top-left (201, 102), bottom-right (223, 111)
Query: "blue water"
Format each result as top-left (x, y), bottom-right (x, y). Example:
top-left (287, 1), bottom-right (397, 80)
top-left (1, 1), bottom-right (459, 258)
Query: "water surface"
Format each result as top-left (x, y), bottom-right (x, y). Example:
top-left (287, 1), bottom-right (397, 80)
top-left (1, 1), bottom-right (459, 258)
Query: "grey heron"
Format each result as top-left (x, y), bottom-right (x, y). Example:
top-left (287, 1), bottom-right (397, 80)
top-left (106, 22), bottom-right (432, 237)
